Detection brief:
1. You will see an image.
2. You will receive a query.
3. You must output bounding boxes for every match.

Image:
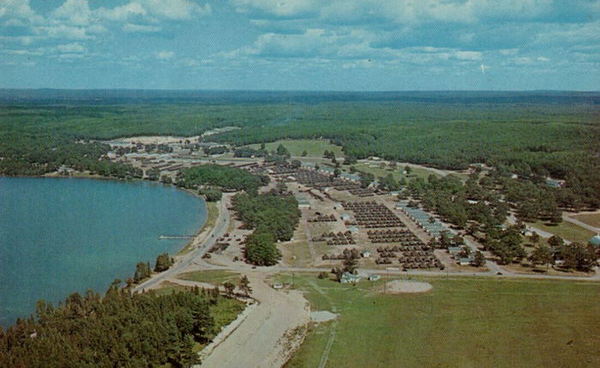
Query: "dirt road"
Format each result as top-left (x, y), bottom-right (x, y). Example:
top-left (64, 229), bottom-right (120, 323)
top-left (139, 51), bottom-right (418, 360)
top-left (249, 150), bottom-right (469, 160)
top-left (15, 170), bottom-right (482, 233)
top-left (198, 272), bottom-right (310, 368)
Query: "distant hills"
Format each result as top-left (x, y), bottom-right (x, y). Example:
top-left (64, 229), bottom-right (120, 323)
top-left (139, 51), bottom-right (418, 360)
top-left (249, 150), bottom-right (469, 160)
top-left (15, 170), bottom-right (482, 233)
top-left (0, 89), bottom-right (598, 105)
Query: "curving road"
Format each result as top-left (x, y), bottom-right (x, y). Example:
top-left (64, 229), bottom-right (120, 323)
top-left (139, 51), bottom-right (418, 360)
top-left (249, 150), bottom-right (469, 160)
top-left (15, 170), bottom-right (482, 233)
top-left (134, 194), bottom-right (232, 293)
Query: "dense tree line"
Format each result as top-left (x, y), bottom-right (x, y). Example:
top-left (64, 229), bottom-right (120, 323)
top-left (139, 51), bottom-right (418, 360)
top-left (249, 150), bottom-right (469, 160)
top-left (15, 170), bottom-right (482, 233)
top-left (232, 192), bottom-right (300, 242)
top-left (0, 134), bottom-right (142, 179)
top-left (407, 174), bottom-right (509, 230)
top-left (209, 101), bottom-right (599, 211)
top-left (154, 253), bottom-right (174, 272)
top-left (233, 147), bottom-right (267, 158)
top-left (232, 191), bottom-right (300, 265)
top-left (3, 97), bottom-right (599, 210)
top-left (0, 282), bottom-right (233, 368)
top-left (179, 164), bottom-right (267, 193)
top-left (198, 188), bottom-right (223, 202)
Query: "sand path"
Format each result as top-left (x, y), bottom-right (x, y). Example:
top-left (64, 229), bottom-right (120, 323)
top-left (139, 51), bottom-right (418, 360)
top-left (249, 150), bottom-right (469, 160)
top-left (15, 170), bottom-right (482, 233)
top-left (198, 272), bottom-right (310, 368)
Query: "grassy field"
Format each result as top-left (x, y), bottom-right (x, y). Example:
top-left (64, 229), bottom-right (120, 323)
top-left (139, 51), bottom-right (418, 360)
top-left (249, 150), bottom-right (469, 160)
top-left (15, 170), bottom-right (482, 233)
top-left (571, 213), bottom-right (600, 229)
top-left (353, 162), bottom-right (441, 181)
top-left (178, 270), bottom-right (241, 285)
top-left (247, 139), bottom-right (344, 157)
top-left (278, 273), bottom-right (600, 368)
top-left (530, 220), bottom-right (595, 244)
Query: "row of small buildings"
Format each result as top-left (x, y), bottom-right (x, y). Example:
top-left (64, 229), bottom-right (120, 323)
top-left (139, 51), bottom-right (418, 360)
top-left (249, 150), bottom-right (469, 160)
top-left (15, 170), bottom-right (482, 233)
top-left (395, 202), bottom-right (450, 237)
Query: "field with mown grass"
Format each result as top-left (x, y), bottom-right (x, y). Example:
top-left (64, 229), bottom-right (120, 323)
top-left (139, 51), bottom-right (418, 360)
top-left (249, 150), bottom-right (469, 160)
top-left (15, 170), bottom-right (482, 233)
top-left (178, 270), bottom-right (241, 285)
top-left (571, 213), bottom-right (600, 229)
top-left (278, 273), bottom-right (600, 368)
top-left (247, 139), bottom-right (344, 157)
top-left (530, 220), bottom-right (595, 244)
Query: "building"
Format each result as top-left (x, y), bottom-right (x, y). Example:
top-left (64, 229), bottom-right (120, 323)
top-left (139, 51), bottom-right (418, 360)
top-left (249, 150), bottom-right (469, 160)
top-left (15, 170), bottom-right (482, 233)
top-left (340, 272), bottom-right (361, 284)
top-left (447, 246), bottom-right (462, 256)
top-left (458, 257), bottom-right (473, 266)
top-left (295, 194), bottom-right (311, 209)
top-left (368, 274), bottom-right (381, 281)
top-left (348, 226), bottom-right (359, 233)
top-left (546, 178), bottom-right (566, 188)
top-left (341, 172), bottom-right (361, 182)
top-left (589, 234), bottom-right (600, 247)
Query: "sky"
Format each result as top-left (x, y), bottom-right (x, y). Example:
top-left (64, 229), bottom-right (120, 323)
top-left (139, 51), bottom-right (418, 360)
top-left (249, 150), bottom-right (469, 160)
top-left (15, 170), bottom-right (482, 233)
top-left (0, 0), bottom-right (599, 91)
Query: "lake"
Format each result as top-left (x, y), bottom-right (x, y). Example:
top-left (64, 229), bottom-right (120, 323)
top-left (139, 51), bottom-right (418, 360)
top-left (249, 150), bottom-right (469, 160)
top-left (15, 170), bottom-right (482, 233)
top-left (0, 177), bottom-right (206, 327)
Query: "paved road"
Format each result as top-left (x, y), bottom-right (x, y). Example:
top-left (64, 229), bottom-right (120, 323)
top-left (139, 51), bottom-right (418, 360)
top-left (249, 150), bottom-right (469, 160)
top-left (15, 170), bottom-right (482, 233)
top-left (272, 265), bottom-right (600, 281)
top-left (507, 213), bottom-right (572, 244)
top-left (563, 214), bottom-right (600, 234)
top-left (134, 194), bottom-right (232, 292)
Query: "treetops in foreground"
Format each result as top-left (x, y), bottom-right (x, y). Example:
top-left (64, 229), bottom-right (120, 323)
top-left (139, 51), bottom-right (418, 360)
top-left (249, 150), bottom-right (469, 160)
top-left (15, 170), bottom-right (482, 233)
top-left (0, 281), bottom-right (232, 368)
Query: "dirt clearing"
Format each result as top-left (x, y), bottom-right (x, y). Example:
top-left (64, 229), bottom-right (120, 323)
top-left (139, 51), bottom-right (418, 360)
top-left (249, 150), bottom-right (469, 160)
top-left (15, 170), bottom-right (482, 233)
top-left (383, 280), bottom-right (433, 294)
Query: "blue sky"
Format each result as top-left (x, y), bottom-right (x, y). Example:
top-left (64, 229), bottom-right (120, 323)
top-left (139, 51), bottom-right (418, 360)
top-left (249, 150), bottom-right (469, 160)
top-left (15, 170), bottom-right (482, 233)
top-left (1, 0), bottom-right (599, 90)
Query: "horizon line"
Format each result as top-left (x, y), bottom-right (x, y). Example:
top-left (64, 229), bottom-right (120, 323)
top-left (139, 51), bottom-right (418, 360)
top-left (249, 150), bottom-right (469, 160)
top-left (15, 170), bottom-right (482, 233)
top-left (1, 88), bottom-right (599, 93)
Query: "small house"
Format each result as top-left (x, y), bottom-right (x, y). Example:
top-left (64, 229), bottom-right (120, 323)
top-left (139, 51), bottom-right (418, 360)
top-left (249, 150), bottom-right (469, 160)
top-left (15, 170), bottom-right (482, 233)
top-left (447, 246), bottom-right (462, 256)
top-left (589, 234), bottom-right (600, 248)
top-left (340, 272), bottom-right (361, 284)
top-left (546, 178), bottom-right (565, 188)
top-left (458, 257), bottom-right (473, 266)
top-left (295, 195), bottom-right (311, 209)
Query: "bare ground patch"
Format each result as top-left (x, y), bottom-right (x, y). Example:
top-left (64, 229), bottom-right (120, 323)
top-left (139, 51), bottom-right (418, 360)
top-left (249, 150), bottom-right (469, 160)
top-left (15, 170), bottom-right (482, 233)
top-left (382, 280), bottom-right (433, 294)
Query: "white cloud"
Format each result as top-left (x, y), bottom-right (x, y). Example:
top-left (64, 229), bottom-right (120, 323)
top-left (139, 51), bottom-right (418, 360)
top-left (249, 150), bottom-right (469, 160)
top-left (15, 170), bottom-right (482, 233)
top-left (122, 23), bottom-right (161, 33)
top-left (534, 21), bottom-right (600, 46)
top-left (453, 50), bottom-right (482, 61)
top-left (56, 42), bottom-right (86, 53)
top-left (97, 2), bottom-right (147, 22)
top-left (34, 25), bottom-right (91, 40)
top-left (0, 0), bottom-right (43, 24)
top-left (155, 50), bottom-right (175, 60)
top-left (2, 48), bottom-right (43, 56)
top-left (233, 0), bottom-right (319, 17)
top-left (217, 28), bottom-right (484, 72)
top-left (98, 0), bottom-right (211, 21)
top-left (499, 48), bottom-right (519, 56)
top-left (140, 0), bottom-right (211, 20)
top-left (52, 0), bottom-right (93, 26)
top-left (180, 57), bottom-right (202, 67)
top-left (233, 0), bottom-right (555, 23)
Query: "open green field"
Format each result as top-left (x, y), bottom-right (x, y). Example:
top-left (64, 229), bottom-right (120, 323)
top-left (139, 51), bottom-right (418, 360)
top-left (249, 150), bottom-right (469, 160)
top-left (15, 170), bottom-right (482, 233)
top-left (353, 162), bottom-right (443, 181)
top-left (247, 139), bottom-right (344, 157)
top-left (178, 270), bottom-right (241, 285)
top-left (278, 273), bottom-right (600, 368)
top-left (530, 220), bottom-right (595, 244)
top-left (571, 213), bottom-right (600, 229)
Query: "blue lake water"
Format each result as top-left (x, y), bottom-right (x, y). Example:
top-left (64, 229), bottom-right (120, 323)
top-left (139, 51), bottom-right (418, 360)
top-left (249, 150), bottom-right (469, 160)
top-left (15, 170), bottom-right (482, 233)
top-left (0, 177), bottom-right (206, 327)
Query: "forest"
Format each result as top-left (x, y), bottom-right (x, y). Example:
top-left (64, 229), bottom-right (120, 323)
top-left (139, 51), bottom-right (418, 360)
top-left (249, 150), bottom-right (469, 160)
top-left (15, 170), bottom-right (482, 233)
top-left (1, 91), bottom-right (598, 210)
top-left (0, 282), bottom-right (241, 368)
top-left (232, 188), bottom-right (301, 265)
top-left (178, 164), bottom-right (268, 193)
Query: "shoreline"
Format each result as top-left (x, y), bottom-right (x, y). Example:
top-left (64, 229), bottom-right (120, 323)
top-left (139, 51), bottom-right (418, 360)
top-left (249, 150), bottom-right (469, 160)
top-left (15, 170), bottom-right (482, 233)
top-left (0, 174), bottom-right (213, 328)
top-left (2, 173), bottom-right (212, 257)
